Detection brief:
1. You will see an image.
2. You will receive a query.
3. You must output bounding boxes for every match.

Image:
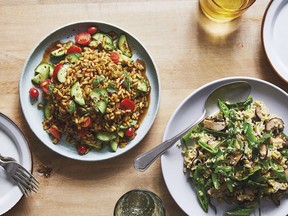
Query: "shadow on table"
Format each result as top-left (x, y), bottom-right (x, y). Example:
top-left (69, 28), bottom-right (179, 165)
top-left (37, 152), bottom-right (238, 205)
top-left (196, 6), bottom-right (242, 46)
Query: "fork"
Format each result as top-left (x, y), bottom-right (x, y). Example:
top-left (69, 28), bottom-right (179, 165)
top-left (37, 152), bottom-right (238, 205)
top-left (0, 156), bottom-right (40, 196)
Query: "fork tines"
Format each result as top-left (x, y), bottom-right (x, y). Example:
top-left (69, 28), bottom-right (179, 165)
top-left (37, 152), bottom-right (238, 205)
top-left (12, 164), bottom-right (40, 196)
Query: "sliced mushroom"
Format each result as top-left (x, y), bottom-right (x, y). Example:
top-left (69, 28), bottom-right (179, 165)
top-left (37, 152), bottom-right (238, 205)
top-left (255, 106), bottom-right (264, 120)
top-left (265, 118), bottom-right (284, 133)
top-left (226, 151), bottom-right (243, 166)
top-left (203, 119), bottom-right (226, 131)
top-left (259, 143), bottom-right (268, 160)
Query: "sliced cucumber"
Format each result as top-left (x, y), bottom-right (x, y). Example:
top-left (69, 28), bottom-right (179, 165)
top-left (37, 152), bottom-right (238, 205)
top-left (92, 33), bottom-right (115, 51)
top-left (66, 53), bottom-right (82, 64)
top-left (31, 65), bottom-right (50, 84)
top-left (119, 53), bottom-right (133, 65)
top-left (118, 34), bottom-right (132, 58)
top-left (96, 132), bottom-right (117, 142)
top-left (117, 130), bottom-right (125, 138)
top-left (50, 47), bottom-right (65, 59)
top-left (35, 63), bottom-right (54, 77)
top-left (57, 63), bottom-right (70, 83)
top-left (70, 81), bottom-right (85, 106)
top-left (110, 141), bottom-right (118, 152)
top-left (137, 80), bottom-right (149, 92)
top-left (90, 88), bottom-right (109, 114)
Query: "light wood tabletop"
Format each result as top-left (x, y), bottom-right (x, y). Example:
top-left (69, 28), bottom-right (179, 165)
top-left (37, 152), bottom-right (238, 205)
top-left (1, 0), bottom-right (286, 215)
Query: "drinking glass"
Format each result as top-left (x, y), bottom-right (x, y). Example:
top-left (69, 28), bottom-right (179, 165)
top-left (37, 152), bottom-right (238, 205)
top-left (199, 0), bottom-right (256, 22)
top-left (114, 189), bottom-right (165, 216)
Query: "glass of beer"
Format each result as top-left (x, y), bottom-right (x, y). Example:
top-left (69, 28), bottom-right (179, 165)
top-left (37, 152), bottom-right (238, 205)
top-left (199, 0), bottom-right (256, 22)
top-left (114, 189), bottom-right (165, 216)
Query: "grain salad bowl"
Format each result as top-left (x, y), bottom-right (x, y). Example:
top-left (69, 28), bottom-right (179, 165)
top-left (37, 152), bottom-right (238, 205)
top-left (19, 21), bottom-right (160, 161)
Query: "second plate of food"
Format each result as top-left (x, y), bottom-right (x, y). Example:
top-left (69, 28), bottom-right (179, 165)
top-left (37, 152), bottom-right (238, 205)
top-left (161, 77), bottom-right (288, 215)
top-left (19, 21), bottom-right (160, 161)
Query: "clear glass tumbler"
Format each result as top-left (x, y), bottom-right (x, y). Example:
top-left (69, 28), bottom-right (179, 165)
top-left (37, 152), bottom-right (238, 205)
top-left (199, 0), bottom-right (256, 22)
top-left (114, 189), bottom-right (166, 216)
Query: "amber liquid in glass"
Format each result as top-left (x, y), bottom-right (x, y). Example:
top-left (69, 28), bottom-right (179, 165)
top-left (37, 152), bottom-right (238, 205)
top-left (200, 0), bottom-right (253, 22)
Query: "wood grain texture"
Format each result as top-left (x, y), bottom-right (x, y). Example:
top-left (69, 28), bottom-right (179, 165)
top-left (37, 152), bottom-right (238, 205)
top-left (0, 0), bottom-right (284, 215)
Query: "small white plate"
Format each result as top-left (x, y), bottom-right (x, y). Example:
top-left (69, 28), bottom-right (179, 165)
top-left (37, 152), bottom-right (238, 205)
top-left (0, 113), bottom-right (32, 215)
top-left (19, 21), bottom-right (160, 161)
top-left (262, 0), bottom-right (288, 82)
top-left (161, 77), bottom-right (288, 215)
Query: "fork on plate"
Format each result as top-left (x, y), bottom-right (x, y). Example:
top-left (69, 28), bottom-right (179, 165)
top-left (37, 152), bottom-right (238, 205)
top-left (0, 155), bottom-right (40, 196)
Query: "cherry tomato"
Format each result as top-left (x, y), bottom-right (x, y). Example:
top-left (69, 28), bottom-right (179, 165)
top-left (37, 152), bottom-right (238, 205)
top-left (48, 127), bottom-right (61, 141)
top-left (29, 87), bottom-right (39, 99)
top-left (75, 32), bottom-right (91, 46)
top-left (109, 51), bottom-right (120, 63)
top-left (53, 63), bottom-right (63, 81)
top-left (87, 26), bottom-right (98, 35)
top-left (120, 98), bottom-right (135, 111)
top-left (77, 128), bottom-right (88, 137)
top-left (40, 79), bottom-right (52, 94)
top-left (77, 144), bottom-right (89, 155)
top-left (66, 44), bottom-right (82, 54)
top-left (81, 116), bottom-right (92, 128)
top-left (125, 128), bottom-right (135, 137)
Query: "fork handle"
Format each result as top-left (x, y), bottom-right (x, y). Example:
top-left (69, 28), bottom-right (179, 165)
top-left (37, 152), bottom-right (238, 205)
top-left (134, 111), bottom-right (206, 171)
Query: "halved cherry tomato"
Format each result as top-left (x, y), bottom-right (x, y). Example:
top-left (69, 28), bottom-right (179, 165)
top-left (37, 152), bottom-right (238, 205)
top-left (109, 51), bottom-right (120, 63)
top-left (40, 79), bottom-right (52, 94)
top-left (81, 116), bottom-right (92, 128)
top-left (66, 44), bottom-right (82, 54)
top-left (120, 98), bottom-right (135, 111)
top-left (77, 144), bottom-right (89, 155)
top-left (75, 32), bottom-right (91, 46)
top-left (77, 128), bottom-right (88, 137)
top-left (49, 127), bottom-right (61, 141)
top-left (125, 128), bottom-right (135, 137)
top-left (53, 63), bottom-right (63, 80)
top-left (87, 26), bottom-right (98, 35)
top-left (29, 87), bottom-right (39, 99)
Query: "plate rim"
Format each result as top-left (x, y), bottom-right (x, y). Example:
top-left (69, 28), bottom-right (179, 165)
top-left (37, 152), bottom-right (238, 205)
top-left (261, 0), bottom-right (288, 83)
top-left (19, 20), bottom-right (160, 161)
top-left (161, 76), bottom-right (288, 215)
top-left (0, 112), bottom-right (33, 215)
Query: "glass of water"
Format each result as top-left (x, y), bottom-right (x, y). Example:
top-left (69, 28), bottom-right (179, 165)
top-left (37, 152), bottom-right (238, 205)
top-left (114, 189), bottom-right (166, 216)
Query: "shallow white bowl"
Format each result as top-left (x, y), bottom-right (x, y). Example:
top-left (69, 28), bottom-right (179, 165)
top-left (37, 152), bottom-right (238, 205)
top-left (19, 21), bottom-right (160, 161)
top-left (161, 77), bottom-right (288, 215)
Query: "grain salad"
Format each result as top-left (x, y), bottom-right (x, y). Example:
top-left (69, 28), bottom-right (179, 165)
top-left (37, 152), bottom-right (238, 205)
top-left (29, 26), bottom-right (151, 155)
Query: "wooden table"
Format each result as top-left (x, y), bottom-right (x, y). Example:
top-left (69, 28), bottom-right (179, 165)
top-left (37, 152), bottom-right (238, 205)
top-left (1, 0), bottom-right (286, 215)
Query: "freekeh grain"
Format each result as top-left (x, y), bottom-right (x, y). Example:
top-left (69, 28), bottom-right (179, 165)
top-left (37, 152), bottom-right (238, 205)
top-left (41, 41), bottom-right (150, 154)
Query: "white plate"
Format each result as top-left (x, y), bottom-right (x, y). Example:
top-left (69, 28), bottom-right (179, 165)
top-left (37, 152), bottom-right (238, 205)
top-left (262, 0), bottom-right (288, 83)
top-left (0, 113), bottom-right (32, 215)
top-left (19, 21), bottom-right (160, 161)
top-left (161, 77), bottom-right (288, 215)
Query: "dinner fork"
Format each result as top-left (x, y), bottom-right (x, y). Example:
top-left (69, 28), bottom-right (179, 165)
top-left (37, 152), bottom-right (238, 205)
top-left (0, 156), bottom-right (40, 196)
